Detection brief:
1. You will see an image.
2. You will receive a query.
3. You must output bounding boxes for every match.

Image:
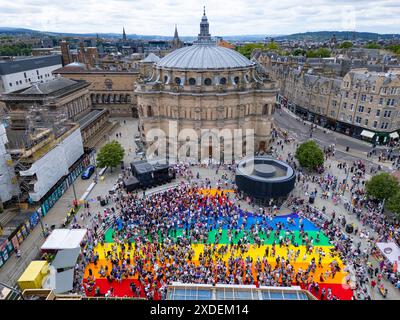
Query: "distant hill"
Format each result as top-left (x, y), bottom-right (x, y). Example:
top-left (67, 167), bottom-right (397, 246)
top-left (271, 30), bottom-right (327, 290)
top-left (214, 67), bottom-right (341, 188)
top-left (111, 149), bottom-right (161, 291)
top-left (275, 31), bottom-right (400, 41)
top-left (0, 27), bottom-right (279, 42)
top-left (1, 27), bottom-right (399, 42)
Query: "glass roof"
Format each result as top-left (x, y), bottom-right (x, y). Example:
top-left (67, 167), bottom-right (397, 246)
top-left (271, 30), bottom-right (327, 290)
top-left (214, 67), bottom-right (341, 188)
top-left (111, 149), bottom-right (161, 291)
top-left (167, 284), bottom-right (312, 301)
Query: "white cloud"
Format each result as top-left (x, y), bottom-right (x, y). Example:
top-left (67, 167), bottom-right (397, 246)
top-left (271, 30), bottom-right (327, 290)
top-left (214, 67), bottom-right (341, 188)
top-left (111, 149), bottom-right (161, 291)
top-left (0, 0), bottom-right (398, 35)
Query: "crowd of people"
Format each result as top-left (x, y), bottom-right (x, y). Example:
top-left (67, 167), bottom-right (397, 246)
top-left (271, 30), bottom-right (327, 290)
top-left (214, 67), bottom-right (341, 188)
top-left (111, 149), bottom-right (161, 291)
top-left (67, 123), bottom-right (400, 300)
top-left (76, 184), bottom-right (350, 300)
top-left (276, 135), bottom-right (400, 298)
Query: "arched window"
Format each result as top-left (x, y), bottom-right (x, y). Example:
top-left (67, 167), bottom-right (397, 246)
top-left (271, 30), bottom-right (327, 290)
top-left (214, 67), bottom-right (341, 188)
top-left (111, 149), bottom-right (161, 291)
top-left (175, 77), bottom-right (181, 85)
top-left (234, 76), bottom-right (239, 85)
top-left (164, 75), bottom-right (168, 83)
top-left (204, 78), bottom-right (212, 86)
top-left (220, 77), bottom-right (227, 85)
top-left (189, 78), bottom-right (196, 85)
top-left (147, 105), bottom-right (153, 117)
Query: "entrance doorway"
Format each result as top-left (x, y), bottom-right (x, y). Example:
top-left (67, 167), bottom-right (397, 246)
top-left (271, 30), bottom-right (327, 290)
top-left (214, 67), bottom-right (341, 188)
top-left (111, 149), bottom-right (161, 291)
top-left (259, 141), bottom-right (266, 152)
top-left (132, 107), bottom-right (138, 118)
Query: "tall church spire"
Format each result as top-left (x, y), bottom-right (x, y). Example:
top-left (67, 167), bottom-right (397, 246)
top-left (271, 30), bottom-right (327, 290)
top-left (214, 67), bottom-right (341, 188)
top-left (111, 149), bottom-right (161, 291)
top-left (123, 27), bottom-right (127, 41)
top-left (172, 24), bottom-right (182, 49)
top-left (174, 24), bottom-right (179, 39)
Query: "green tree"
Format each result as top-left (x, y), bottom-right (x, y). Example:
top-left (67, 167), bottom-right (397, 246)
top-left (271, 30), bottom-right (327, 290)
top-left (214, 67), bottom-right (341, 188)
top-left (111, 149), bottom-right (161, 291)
top-left (292, 48), bottom-right (307, 56)
top-left (96, 140), bottom-right (125, 172)
top-left (364, 42), bottom-right (381, 49)
top-left (295, 140), bottom-right (324, 170)
top-left (386, 192), bottom-right (400, 218)
top-left (385, 44), bottom-right (400, 55)
top-left (236, 43), bottom-right (265, 58)
top-left (340, 41), bottom-right (353, 49)
top-left (306, 48), bottom-right (331, 58)
top-left (365, 173), bottom-right (400, 201)
top-left (265, 41), bottom-right (280, 51)
top-left (0, 43), bottom-right (32, 56)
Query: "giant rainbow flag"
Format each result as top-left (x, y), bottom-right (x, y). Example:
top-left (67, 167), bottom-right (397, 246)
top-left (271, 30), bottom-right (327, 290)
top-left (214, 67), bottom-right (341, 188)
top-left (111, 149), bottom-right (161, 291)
top-left (83, 189), bottom-right (353, 299)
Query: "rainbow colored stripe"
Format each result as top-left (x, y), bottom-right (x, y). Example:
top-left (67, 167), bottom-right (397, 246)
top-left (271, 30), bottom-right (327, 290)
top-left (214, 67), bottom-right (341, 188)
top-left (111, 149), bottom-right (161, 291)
top-left (83, 190), bottom-right (353, 299)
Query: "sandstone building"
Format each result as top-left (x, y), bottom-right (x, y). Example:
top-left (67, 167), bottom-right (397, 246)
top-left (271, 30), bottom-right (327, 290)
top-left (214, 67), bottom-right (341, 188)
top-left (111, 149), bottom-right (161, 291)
top-left (254, 51), bottom-right (400, 145)
top-left (135, 9), bottom-right (278, 161)
top-left (53, 64), bottom-right (139, 117)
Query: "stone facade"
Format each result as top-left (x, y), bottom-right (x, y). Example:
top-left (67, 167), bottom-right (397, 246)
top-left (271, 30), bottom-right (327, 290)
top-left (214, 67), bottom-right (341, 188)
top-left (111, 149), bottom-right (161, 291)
top-left (338, 70), bottom-right (400, 139)
top-left (258, 50), bottom-right (400, 144)
top-left (53, 70), bottom-right (139, 117)
top-left (136, 69), bottom-right (276, 153)
top-left (1, 78), bottom-right (92, 136)
top-left (136, 10), bottom-right (278, 161)
top-left (78, 109), bottom-right (111, 148)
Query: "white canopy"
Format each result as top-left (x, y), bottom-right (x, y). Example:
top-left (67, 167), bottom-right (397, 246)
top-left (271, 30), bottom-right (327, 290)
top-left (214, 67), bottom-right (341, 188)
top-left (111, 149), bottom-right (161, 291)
top-left (361, 130), bottom-right (375, 139)
top-left (41, 229), bottom-right (87, 251)
top-left (376, 242), bottom-right (400, 265)
top-left (389, 131), bottom-right (399, 139)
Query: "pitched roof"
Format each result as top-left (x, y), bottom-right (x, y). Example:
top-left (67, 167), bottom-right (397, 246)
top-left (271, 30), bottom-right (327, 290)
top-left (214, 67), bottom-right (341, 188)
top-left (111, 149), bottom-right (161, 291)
top-left (20, 77), bottom-right (78, 95)
top-left (141, 53), bottom-right (161, 63)
top-left (0, 55), bottom-right (62, 75)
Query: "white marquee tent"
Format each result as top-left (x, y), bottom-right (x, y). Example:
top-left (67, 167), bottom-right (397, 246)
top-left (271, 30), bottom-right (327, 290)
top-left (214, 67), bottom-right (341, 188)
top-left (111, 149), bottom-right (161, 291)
top-left (40, 229), bottom-right (87, 251)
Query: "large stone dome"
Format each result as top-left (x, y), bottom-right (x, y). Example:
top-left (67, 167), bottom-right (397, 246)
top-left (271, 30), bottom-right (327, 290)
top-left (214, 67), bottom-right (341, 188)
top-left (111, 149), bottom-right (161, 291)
top-left (157, 44), bottom-right (254, 70)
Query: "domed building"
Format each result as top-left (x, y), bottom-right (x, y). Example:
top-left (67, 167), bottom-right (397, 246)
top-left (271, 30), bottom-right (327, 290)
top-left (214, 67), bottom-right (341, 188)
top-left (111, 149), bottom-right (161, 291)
top-left (136, 8), bottom-right (278, 162)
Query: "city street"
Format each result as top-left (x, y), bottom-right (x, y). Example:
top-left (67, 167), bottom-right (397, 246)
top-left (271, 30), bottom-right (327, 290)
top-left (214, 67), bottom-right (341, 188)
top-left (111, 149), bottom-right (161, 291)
top-left (274, 107), bottom-right (394, 173)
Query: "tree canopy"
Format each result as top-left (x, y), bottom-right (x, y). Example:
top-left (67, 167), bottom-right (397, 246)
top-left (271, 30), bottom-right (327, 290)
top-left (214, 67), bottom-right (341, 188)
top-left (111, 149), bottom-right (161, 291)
top-left (265, 41), bottom-right (280, 51)
top-left (385, 44), bottom-right (400, 55)
top-left (0, 43), bottom-right (32, 56)
top-left (364, 42), bottom-right (381, 49)
top-left (365, 172), bottom-right (400, 201)
top-left (339, 41), bottom-right (353, 49)
top-left (386, 192), bottom-right (400, 218)
top-left (295, 140), bottom-right (324, 170)
top-left (96, 140), bottom-right (125, 171)
top-left (235, 41), bottom-right (283, 59)
top-left (306, 48), bottom-right (331, 58)
top-left (292, 48), bottom-right (307, 56)
top-left (236, 43), bottom-right (265, 59)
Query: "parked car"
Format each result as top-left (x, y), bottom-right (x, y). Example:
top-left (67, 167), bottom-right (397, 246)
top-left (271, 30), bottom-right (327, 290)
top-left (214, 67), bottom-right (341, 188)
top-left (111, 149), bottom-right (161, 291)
top-left (81, 165), bottom-right (95, 180)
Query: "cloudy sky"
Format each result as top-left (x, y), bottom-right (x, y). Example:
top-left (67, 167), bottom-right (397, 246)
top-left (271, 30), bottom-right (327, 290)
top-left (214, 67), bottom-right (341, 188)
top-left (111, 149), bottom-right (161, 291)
top-left (0, 0), bottom-right (399, 36)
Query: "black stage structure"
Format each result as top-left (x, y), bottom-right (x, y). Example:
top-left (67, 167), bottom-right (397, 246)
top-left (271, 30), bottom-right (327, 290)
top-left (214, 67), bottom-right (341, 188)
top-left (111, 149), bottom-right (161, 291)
top-left (235, 156), bottom-right (295, 204)
top-left (128, 160), bottom-right (176, 190)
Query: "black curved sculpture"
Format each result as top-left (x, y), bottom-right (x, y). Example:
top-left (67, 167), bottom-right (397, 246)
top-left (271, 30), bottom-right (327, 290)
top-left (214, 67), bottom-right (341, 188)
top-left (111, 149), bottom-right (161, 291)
top-left (235, 156), bottom-right (295, 202)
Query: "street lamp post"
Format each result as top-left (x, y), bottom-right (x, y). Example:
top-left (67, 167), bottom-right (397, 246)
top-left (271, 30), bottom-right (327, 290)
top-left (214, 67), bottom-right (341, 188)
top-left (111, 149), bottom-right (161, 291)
top-left (381, 198), bottom-right (385, 215)
top-left (71, 179), bottom-right (78, 205)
